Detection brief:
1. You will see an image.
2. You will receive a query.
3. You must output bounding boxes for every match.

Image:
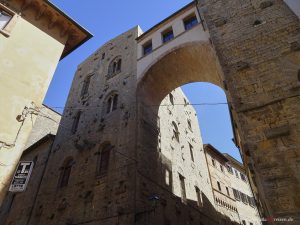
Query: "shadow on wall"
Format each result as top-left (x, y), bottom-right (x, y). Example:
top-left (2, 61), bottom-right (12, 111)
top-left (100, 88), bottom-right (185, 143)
top-left (134, 170), bottom-right (242, 225)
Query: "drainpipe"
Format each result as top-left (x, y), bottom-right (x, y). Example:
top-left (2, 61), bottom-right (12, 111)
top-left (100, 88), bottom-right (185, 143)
top-left (194, 0), bottom-right (206, 31)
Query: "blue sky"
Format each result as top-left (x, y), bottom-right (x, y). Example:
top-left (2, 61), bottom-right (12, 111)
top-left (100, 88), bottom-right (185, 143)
top-left (45, 0), bottom-right (241, 161)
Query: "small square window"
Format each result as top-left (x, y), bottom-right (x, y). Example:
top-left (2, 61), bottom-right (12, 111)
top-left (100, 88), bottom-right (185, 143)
top-left (162, 29), bottom-right (174, 43)
top-left (184, 15), bottom-right (198, 30)
top-left (0, 9), bottom-right (12, 30)
top-left (143, 41), bottom-right (152, 55)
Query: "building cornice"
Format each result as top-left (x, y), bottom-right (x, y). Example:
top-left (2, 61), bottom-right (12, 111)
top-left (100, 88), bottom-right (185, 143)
top-left (1, 0), bottom-right (92, 59)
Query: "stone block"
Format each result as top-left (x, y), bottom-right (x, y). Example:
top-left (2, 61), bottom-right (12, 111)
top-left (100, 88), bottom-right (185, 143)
top-left (265, 125), bottom-right (290, 139)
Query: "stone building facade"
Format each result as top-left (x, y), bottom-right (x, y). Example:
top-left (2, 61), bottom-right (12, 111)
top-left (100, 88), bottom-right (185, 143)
top-left (1, 1), bottom-right (300, 224)
top-left (0, 0), bottom-right (92, 204)
top-left (204, 144), bottom-right (262, 225)
top-left (224, 154), bottom-right (262, 225)
top-left (0, 25), bottom-right (242, 225)
top-left (204, 145), bottom-right (240, 224)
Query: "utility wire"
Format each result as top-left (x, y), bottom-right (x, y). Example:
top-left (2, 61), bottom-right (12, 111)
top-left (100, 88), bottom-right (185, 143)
top-left (34, 102), bottom-right (229, 112)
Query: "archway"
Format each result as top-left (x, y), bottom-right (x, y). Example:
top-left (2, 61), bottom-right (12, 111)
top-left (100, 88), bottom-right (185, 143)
top-left (136, 41), bottom-right (226, 171)
top-left (135, 41), bottom-right (234, 225)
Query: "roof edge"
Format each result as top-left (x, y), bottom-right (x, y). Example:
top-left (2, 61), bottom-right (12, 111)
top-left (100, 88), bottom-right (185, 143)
top-left (136, 1), bottom-right (195, 42)
top-left (204, 144), bottom-right (229, 162)
top-left (23, 134), bottom-right (55, 155)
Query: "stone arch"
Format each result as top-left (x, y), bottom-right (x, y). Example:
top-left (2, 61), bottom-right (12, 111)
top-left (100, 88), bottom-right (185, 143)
top-left (136, 41), bottom-right (227, 179)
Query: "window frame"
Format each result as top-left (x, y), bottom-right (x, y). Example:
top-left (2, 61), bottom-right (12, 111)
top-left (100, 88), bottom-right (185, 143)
top-left (71, 111), bottom-right (81, 134)
top-left (179, 174), bottom-right (187, 203)
top-left (96, 144), bottom-right (112, 177)
top-left (212, 158), bottom-right (216, 167)
top-left (143, 41), bottom-right (153, 56)
top-left (58, 158), bottom-right (74, 188)
top-left (183, 14), bottom-right (199, 31)
top-left (195, 186), bottom-right (203, 207)
top-left (106, 93), bottom-right (118, 114)
top-left (161, 27), bottom-right (174, 43)
top-left (0, 3), bottom-right (17, 37)
top-left (189, 143), bottom-right (194, 162)
top-left (108, 56), bottom-right (122, 78)
top-left (172, 121), bottom-right (180, 142)
top-left (80, 75), bottom-right (92, 98)
top-left (217, 181), bottom-right (221, 191)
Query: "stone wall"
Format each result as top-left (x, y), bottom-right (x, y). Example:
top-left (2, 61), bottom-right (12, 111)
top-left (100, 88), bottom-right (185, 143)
top-left (197, 0), bottom-right (300, 223)
top-left (25, 105), bottom-right (61, 148)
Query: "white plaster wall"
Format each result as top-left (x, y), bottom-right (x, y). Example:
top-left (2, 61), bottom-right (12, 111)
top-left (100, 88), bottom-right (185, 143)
top-left (136, 6), bottom-right (210, 81)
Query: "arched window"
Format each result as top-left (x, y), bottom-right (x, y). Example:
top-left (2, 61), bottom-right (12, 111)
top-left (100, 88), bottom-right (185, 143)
top-left (172, 121), bottom-right (179, 142)
top-left (106, 93), bottom-right (118, 114)
top-left (58, 157), bottom-right (74, 188)
top-left (108, 56), bottom-right (122, 77)
top-left (96, 143), bottom-right (113, 177)
top-left (81, 75), bottom-right (91, 97)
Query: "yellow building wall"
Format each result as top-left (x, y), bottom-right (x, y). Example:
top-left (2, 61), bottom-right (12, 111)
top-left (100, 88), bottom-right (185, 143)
top-left (0, 16), bottom-right (66, 204)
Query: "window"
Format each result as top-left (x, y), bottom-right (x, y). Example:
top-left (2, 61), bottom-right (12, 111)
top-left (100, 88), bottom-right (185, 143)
top-left (183, 14), bottom-right (198, 30)
top-left (72, 111), bottom-right (81, 134)
top-left (189, 143), bottom-right (194, 162)
top-left (102, 53), bottom-right (105, 59)
top-left (81, 76), bottom-right (91, 97)
top-left (172, 122), bottom-right (180, 142)
top-left (184, 98), bottom-right (188, 106)
top-left (217, 181), bottom-right (221, 191)
top-left (232, 188), bottom-right (241, 201)
top-left (96, 144), bottom-right (112, 177)
top-left (242, 220), bottom-right (246, 225)
top-left (162, 28), bottom-right (174, 43)
top-left (195, 187), bottom-right (203, 207)
top-left (240, 173), bottom-right (247, 182)
top-left (226, 164), bottom-right (233, 174)
top-left (179, 174), bottom-right (186, 202)
top-left (165, 169), bottom-right (171, 186)
top-left (169, 93), bottom-right (174, 105)
top-left (235, 169), bottom-right (239, 178)
top-left (108, 56), bottom-right (122, 77)
top-left (240, 192), bottom-right (248, 204)
top-left (106, 94), bottom-right (118, 114)
top-left (220, 165), bottom-right (224, 173)
top-left (0, 9), bottom-right (12, 30)
top-left (187, 119), bottom-right (192, 131)
top-left (212, 159), bottom-right (216, 167)
top-left (143, 41), bottom-right (152, 55)
top-left (58, 157), bottom-right (73, 188)
top-left (226, 187), bottom-right (230, 196)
